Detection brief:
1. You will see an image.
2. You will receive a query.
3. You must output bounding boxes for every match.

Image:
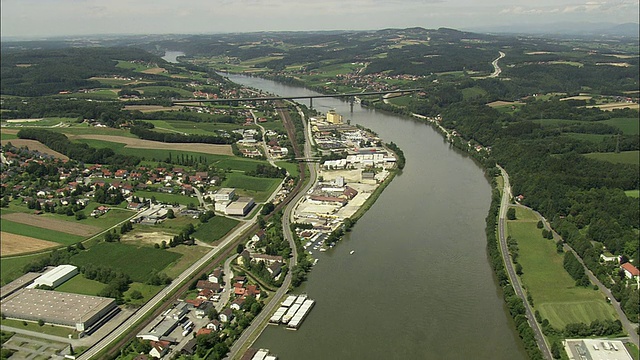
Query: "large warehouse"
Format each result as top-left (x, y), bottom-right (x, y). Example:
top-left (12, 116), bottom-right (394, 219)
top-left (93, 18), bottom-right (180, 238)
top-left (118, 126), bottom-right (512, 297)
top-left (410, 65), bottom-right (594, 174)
top-left (0, 288), bottom-right (118, 332)
top-left (32, 264), bottom-right (78, 288)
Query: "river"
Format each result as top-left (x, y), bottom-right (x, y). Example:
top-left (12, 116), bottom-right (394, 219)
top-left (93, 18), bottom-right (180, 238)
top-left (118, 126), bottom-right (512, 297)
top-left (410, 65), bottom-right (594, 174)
top-left (162, 51), bottom-right (185, 64)
top-left (224, 73), bottom-right (527, 359)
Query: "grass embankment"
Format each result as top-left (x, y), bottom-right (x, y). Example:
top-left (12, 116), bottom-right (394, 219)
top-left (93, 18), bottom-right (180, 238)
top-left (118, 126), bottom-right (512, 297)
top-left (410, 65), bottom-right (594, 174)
top-left (0, 318), bottom-right (75, 338)
top-left (0, 254), bottom-right (47, 286)
top-left (507, 206), bottom-right (618, 329)
top-left (55, 274), bottom-right (107, 296)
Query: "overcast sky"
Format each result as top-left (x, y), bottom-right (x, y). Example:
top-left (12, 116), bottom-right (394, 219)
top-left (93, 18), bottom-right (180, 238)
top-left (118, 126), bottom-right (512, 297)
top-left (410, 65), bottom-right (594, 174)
top-left (1, 0), bottom-right (638, 38)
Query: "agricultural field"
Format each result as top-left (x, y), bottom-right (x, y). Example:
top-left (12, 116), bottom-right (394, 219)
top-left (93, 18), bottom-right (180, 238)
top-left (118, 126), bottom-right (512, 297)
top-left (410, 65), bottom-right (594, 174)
top-left (584, 151), bottom-right (639, 165)
top-left (0, 132), bottom-right (18, 140)
top-left (2, 212), bottom-right (101, 237)
top-left (123, 282), bottom-right (164, 306)
top-left (162, 245), bottom-right (212, 278)
top-left (55, 274), bottom-right (107, 296)
top-left (215, 157), bottom-right (269, 172)
top-left (0, 232), bottom-right (59, 256)
top-left (193, 216), bottom-right (240, 244)
top-left (507, 206), bottom-right (618, 329)
top-left (71, 242), bottom-right (182, 283)
top-left (222, 172), bottom-right (282, 201)
top-left (387, 95), bottom-right (413, 107)
top-left (57, 89), bottom-right (118, 100)
top-left (0, 139), bottom-right (69, 160)
top-left (461, 86), bottom-right (487, 100)
top-left (601, 117), bottom-right (639, 135)
top-left (69, 134), bottom-right (234, 155)
top-left (133, 86), bottom-right (192, 98)
top-left (0, 219), bottom-right (85, 246)
top-left (276, 161), bottom-right (300, 178)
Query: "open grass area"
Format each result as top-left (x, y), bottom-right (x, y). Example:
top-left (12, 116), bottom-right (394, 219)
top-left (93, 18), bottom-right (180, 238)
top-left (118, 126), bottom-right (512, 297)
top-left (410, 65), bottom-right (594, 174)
top-left (566, 133), bottom-right (612, 143)
top-left (123, 282), bottom-right (164, 306)
top-left (57, 89), bottom-right (118, 100)
top-left (193, 216), bottom-right (239, 244)
top-left (625, 190), bottom-right (639, 198)
top-left (507, 207), bottom-right (617, 329)
top-left (0, 132), bottom-right (18, 140)
top-left (134, 86), bottom-right (193, 98)
top-left (71, 242), bottom-right (181, 283)
top-left (163, 245), bottom-right (212, 278)
top-left (276, 161), bottom-right (300, 179)
top-left (0, 219), bottom-right (85, 245)
top-left (461, 86), bottom-right (488, 100)
top-left (602, 117), bottom-right (639, 135)
top-left (584, 151), bottom-right (639, 165)
top-left (387, 96), bottom-right (412, 107)
top-left (55, 274), bottom-right (106, 296)
top-left (134, 190), bottom-right (197, 206)
top-left (222, 172), bottom-right (281, 202)
top-left (0, 318), bottom-right (75, 338)
top-left (215, 157), bottom-right (269, 173)
top-left (0, 253), bottom-right (48, 286)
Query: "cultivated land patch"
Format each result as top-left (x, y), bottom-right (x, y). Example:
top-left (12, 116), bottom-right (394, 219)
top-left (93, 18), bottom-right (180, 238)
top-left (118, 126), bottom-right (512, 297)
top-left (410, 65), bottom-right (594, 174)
top-left (69, 134), bottom-right (234, 155)
top-left (0, 139), bottom-right (69, 160)
top-left (487, 100), bottom-right (517, 108)
top-left (55, 274), bottom-right (106, 296)
top-left (0, 253), bottom-right (47, 285)
top-left (589, 102), bottom-right (639, 111)
top-left (584, 151), bottom-right (640, 165)
top-left (0, 232), bottom-right (59, 256)
top-left (193, 216), bottom-right (240, 244)
top-left (123, 105), bottom-right (179, 112)
top-left (0, 219), bottom-right (85, 245)
top-left (2, 213), bottom-right (100, 237)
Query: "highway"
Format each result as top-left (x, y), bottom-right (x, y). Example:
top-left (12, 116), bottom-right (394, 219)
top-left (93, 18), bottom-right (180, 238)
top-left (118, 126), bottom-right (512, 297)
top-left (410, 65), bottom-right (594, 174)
top-left (225, 104), bottom-right (316, 360)
top-left (497, 165), bottom-right (552, 360)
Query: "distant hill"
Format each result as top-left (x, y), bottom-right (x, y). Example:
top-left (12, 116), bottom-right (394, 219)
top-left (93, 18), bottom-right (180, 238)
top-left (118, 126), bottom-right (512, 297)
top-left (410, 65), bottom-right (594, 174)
top-left (469, 22), bottom-right (639, 38)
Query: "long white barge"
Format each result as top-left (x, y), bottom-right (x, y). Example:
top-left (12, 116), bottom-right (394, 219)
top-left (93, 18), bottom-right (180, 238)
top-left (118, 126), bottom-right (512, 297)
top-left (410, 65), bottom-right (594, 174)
top-left (281, 295), bottom-right (297, 308)
top-left (286, 299), bottom-right (315, 330)
top-left (269, 306), bottom-right (288, 324)
top-left (281, 304), bottom-right (301, 324)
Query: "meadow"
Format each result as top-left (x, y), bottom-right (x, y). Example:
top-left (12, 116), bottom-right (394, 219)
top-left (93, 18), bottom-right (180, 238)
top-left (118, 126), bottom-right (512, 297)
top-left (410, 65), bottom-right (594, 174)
top-left (134, 190), bottom-right (197, 206)
top-left (507, 207), bottom-right (617, 329)
top-left (71, 242), bottom-right (181, 283)
top-left (0, 253), bottom-right (47, 285)
top-left (222, 172), bottom-right (282, 202)
top-left (193, 216), bottom-right (239, 244)
top-left (55, 274), bottom-right (107, 296)
top-left (584, 151), bottom-right (639, 165)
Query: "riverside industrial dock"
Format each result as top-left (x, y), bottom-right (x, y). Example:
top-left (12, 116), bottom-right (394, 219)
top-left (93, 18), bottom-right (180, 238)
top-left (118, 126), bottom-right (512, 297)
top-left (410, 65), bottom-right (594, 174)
top-left (269, 294), bottom-right (315, 330)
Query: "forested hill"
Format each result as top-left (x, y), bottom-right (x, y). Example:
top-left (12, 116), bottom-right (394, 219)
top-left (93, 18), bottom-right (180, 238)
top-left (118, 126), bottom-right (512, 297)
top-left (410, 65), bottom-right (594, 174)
top-left (0, 47), bottom-right (167, 96)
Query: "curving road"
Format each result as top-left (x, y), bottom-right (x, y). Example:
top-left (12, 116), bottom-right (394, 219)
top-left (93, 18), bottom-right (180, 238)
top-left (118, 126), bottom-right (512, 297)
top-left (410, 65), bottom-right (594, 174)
top-left (497, 165), bottom-right (552, 360)
top-left (489, 51), bottom-right (506, 78)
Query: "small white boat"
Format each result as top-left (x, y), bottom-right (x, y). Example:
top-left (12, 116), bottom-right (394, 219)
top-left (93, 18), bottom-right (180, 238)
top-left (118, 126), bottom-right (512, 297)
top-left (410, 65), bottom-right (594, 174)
top-left (349, 250), bottom-right (355, 255)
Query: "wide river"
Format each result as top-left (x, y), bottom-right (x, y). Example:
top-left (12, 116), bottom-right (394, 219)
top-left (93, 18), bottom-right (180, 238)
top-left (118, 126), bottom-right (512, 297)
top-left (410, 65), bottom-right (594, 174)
top-left (224, 73), bottom-right (527, 359)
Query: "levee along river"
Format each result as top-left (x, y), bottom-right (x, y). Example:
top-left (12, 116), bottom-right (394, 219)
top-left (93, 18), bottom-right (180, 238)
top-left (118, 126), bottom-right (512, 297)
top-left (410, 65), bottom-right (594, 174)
top-left (224, 73), bottom-right (527, 360)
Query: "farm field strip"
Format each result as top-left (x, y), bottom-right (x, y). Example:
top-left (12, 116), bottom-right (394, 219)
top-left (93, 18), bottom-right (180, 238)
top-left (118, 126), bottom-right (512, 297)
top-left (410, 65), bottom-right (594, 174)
top-left (68, 134), bottom-right (234, 155)
top-left (0, 139), bottom-right (68, 160)
top-left (2, 212), bottom-right (100, 237)
top-left (0, 219), bottom-right (85, 245)
top-left (0, 232), bottom-right (59, 256)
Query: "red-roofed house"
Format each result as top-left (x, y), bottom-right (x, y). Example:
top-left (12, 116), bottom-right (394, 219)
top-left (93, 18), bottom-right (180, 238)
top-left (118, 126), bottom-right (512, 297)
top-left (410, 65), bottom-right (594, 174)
top-left (196, 328), bottom-right (212, 337)
top-left (621, 262), bottom-right (640, 286)
top-left (149, 340), bottom-right (170, 358)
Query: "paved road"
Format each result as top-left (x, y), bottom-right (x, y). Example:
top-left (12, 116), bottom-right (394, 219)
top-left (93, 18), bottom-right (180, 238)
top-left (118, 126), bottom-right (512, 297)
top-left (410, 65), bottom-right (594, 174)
top-left (225, 104), bottom-right (316, 360)
top-left (497, 165), bottom-right (552, 360)
top-left (489, 51), bottom-right (506, 78)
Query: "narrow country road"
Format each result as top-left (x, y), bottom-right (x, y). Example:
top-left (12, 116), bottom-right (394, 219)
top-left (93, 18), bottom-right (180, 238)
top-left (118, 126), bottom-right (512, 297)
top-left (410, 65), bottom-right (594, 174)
top-left (497, 165), bottom-right (552, 360)
top-left (489, 51), bottom-right (506, 78)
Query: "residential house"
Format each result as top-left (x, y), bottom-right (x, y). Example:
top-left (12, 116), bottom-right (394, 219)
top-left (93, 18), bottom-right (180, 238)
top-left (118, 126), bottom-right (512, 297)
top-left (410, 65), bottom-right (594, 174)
top-left (219, 308), bottom-right (233, 322)
top-left (621, 262), bottom-right (640, 287)
top-left (230, 298), bottom-right (245, 310)
top-left (196, 280), bottom-right (221, 293)
top-left (149, 340), bottom-right (170, 358)
top-left (195, 301), bottom-right (214, 319)
top-left (209, 268), bottom-right (223, 284)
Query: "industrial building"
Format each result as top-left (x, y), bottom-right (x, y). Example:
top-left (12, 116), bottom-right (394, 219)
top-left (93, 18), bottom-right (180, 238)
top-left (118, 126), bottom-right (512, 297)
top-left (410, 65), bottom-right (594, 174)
top-left (564, 339), bottom-right (632, 360)
top-left (214, 188), bottom-right (235, 202)
top-left (0, 288), bottom-right (118, 332)
top-left (226, 197), bottom-right (255, 216)
top-left (32, 265), bottom-right (78, 288)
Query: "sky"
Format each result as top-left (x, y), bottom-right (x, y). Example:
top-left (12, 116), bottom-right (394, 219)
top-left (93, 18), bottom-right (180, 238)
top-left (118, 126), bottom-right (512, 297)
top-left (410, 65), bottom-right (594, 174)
top-left (1, 0), bottom-right (639, 38)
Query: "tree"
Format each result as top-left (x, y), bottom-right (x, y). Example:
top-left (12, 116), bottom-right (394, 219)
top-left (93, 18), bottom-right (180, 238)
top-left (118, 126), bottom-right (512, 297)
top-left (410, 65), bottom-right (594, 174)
top-left (507, 208), bottom-right (516, 220)
top-left (536, 220), bottom-right (544, 229)
top-left (515, 263), bottom-right (523, 275)
top-left (38, 319), bottom-right (44, 326)
top-left (236, 243), bottom-right (245, 254)
top-left (76, 242), bottom-right (85, 250)
top-left (129, 290), bottom-right (143, 300)
top-left (166, 208), bottom-right (175, 219)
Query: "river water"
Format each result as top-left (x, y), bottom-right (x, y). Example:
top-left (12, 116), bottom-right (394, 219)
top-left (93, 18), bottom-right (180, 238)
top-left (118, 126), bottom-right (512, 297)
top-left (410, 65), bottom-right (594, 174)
top-left (224, 74), bottom-right (527, 359)
top-left (162, 51), bottom-right (185, 64)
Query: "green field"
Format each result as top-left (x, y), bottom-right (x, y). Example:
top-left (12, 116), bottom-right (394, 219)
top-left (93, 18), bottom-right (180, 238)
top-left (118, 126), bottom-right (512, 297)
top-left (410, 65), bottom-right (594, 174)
top-left (276, 161), bottom-right (300, 178)
top-left (566, 133), bottom-right (612, 143)
top-left (584, 151), bottom-right (639, 165)
top-left (71, 242), bottom-right (181, 283)
top-left (222, 172), bottom-right (281, 202)
top-left (123, 282), bottom-right (163, 306)
top-left (57, 89), bottom-right (118, 100)
top-left (0, 253), bottom-right (48, 286)
top-left (215, 157), bottom-right (269, 173)
top-left (134, 190), bottom-right (197, 206)
top-left (387, 96), bottom-right (413, 107)
top-left (55, 274), bottom-right (107, 296)
top-left (507, 207), bottom-right (618, 329)
top-left (0, 219), bottom-right (85, 245)
top-left (1, 132), bottom-right (18, 140)
top-left (461, 86), bottom-right (488, 100)
top-left (532, 118), bottom-right (585, 127)
top-left (193, 216), bottom-right (239, 243)
top-left (625, 190), bottom-right (639, 198)
top-left (0, 318), bottom-right (75, 338)
top-left (134, 86), bottom-right (193, 98)
top-left (602, 117), bottom-right (639, 135)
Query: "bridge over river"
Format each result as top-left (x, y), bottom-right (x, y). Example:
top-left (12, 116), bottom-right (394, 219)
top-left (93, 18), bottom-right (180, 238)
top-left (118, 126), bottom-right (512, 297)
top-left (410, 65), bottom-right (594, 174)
top-left (171, 88), bottom-right (421, 108)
